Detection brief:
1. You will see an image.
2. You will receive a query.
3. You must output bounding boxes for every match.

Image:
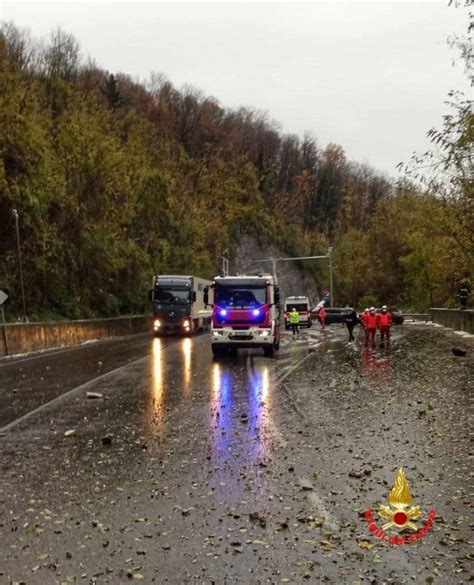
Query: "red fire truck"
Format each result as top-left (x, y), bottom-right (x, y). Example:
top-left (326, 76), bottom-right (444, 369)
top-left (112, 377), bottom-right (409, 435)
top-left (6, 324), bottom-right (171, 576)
top-left (204, 274), bottom-right (281, 357)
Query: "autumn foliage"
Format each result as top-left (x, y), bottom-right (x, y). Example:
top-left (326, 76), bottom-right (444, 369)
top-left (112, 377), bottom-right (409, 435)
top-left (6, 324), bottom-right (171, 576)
top-left (0, 24), bottom-right (471, 320)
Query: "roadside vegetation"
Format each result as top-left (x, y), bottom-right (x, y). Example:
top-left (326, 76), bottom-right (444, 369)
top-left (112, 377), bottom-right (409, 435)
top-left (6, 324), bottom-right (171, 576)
top-left (0, 17), bottom-right (471, 320)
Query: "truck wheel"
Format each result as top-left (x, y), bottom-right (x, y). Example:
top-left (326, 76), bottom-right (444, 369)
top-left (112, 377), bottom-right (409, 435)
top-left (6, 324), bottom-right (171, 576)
top-left (263, 344), bottom-right (274, 357)
top-left (307, 321), bottom-right (312, 328)
top-left (212, 345), bottom-right (225, 357)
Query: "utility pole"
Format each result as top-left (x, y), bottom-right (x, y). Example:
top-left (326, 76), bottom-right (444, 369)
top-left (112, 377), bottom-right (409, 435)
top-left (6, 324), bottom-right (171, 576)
top-left (12, 209), bottom-right (28, 322)
top-left (328, 246), bottom-right (334, 308)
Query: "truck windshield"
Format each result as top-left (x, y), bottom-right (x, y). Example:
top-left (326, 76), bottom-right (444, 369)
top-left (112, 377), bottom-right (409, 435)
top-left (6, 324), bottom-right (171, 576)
top-left (215, 286), bottom-right (267, 309)
top-left (155, 287), bottom-right (190, 305)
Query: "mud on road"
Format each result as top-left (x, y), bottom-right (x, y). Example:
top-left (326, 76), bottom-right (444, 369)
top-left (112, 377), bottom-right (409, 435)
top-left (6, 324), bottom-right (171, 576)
top-left (0, 324), bottom-right (472, 584)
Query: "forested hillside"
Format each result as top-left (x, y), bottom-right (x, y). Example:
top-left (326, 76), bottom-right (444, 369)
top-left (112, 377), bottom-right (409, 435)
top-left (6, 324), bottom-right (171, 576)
top-left (0, 23), bottom-right (471, 320)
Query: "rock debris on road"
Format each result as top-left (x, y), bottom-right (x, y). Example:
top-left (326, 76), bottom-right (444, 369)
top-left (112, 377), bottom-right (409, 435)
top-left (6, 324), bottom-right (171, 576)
top-left (0, 325), bottom-right (472, 584)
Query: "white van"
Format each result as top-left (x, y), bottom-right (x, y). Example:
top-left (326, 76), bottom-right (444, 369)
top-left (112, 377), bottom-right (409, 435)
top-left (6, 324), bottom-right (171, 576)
top-left (284, 296), bottom-right (312, 329)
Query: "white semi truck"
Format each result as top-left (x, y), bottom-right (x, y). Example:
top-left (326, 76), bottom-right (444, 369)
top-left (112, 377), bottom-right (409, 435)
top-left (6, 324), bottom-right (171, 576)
top-left (149, 275), bottom-right (212, 335)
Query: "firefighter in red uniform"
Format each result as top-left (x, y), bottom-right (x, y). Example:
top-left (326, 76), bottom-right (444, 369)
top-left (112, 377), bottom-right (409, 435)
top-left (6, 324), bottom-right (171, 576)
top-left (365, 307), bottom-right (378, 347)
top-left (359, 308), bottom-right (369, 329)
top-left (378, 305), bottom-right (392, 345)
top-left (319, 306), bottom-right (327, 329)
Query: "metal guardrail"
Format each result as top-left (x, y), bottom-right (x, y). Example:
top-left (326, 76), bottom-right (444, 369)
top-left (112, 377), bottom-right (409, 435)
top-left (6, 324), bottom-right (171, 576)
top-left (0, 315), bottom-right (152, 357)
top-left (403, 313), bottom-right (432, 322)
top-left (430, 308), bottom-right (473, 334)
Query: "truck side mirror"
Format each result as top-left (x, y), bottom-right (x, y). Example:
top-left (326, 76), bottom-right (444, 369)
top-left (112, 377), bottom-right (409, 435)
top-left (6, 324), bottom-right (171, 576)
top-left (148, 289), bottom-right (154, 302)
top-left (203, 287), bottom-right (209, 306)
top-left (274, 287), bottom-right (280, 304)
top-left (192, 291), bottom-right (197, 302)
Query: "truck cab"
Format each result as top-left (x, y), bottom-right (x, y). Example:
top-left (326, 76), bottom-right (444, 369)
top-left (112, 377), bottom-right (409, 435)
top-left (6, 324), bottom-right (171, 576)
top-left (149, 275), bottom-right (212, 335)
top-left (284, 296), bottom-right (312, 328)
top-left (205, 275), bottom-right (280, 357)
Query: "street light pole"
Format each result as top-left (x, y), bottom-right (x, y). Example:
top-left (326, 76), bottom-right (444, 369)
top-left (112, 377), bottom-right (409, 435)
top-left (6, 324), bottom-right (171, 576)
top-left (254, 251), bottom-right (335, 306)
top-left (220, 249), bottom-right (229, 276)
top-left (12, 209), bottom-right (28, 322)
top-left (271, 257), bottom-right (277, 280)
top-left (252, 257), bottom-right (278, 279)
top-left (328, 246), bottom-right (334, 308)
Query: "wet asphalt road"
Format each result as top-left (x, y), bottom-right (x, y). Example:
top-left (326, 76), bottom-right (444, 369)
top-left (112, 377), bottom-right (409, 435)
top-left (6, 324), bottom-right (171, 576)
top-left (0, 324), bottom-right (472, 584)
top-left (0, 333), bottom-right (155, 429)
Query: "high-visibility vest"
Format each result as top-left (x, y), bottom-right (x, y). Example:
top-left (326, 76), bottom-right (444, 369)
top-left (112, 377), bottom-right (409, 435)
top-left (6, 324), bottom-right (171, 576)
top-left (289, 311), bottom-right (300, 324)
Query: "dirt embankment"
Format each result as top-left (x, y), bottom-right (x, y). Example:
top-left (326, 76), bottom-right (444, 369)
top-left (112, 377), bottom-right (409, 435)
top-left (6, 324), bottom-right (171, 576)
top-left (233, 235), bottom-right (320, 305)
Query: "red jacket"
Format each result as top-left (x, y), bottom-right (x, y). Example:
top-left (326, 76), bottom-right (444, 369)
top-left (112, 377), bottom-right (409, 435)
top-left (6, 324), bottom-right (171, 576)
top-left (365, 313), bottom-right (378, 329)
top-left (378, 312), bottom-right (392, 327)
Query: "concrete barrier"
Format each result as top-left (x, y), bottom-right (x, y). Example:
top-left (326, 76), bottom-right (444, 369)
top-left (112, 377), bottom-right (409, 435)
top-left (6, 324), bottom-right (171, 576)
top-left (0, 315), bottom-right (153, 357)
top-left (430, 309), bottom-right (474, 334)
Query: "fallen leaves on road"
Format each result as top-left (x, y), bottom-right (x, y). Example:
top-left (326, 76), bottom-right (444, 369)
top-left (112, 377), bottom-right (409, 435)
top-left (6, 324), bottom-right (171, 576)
top-left (320, 539), bottom-right (337, 550)
top-left (249, 511), bottom-right (267, 527)
top-left (358, 539), bottom-right (375, 550)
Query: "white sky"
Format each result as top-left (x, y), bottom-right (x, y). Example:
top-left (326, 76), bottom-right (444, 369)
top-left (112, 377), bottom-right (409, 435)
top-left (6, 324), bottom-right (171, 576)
top-left (1, 1), bottom-right (470, 176)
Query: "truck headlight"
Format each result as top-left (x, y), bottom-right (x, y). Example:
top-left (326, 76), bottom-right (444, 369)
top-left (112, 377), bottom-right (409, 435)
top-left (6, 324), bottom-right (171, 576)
top-left (212, 330), bottom-right (224, 337)
top-left (183, 320), bottom-right (190, 327)
top-left (260, 330), bottom-right (270, 337)
top-left (154, 319), bottom-right (161, 329)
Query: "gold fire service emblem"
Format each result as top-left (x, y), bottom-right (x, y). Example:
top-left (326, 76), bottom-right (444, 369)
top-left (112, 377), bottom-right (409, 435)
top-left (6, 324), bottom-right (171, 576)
top-left (379, 468), bottom-right (422, 530)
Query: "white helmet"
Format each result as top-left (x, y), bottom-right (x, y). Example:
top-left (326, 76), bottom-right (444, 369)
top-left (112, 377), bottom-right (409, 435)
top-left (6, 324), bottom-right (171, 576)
top-left (382, 305), bottom-right (387, 309)
top-left (370, 306), bottom-right (375, 311)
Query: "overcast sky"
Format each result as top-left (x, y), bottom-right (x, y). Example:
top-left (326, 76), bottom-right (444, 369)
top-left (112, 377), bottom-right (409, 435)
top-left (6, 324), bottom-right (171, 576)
top-left (1, 1), bottom-right (469, 176)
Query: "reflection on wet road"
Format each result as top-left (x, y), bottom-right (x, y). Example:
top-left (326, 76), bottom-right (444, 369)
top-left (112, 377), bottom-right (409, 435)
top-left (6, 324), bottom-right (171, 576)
top-left (150, 337), bottom-right (165, 427)
top-left (181, 337), bottom-right (192, 391)
top-left (210, 361), bottom-right (273, 467)
top-left (360, 346), bottom-right (392, 380)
